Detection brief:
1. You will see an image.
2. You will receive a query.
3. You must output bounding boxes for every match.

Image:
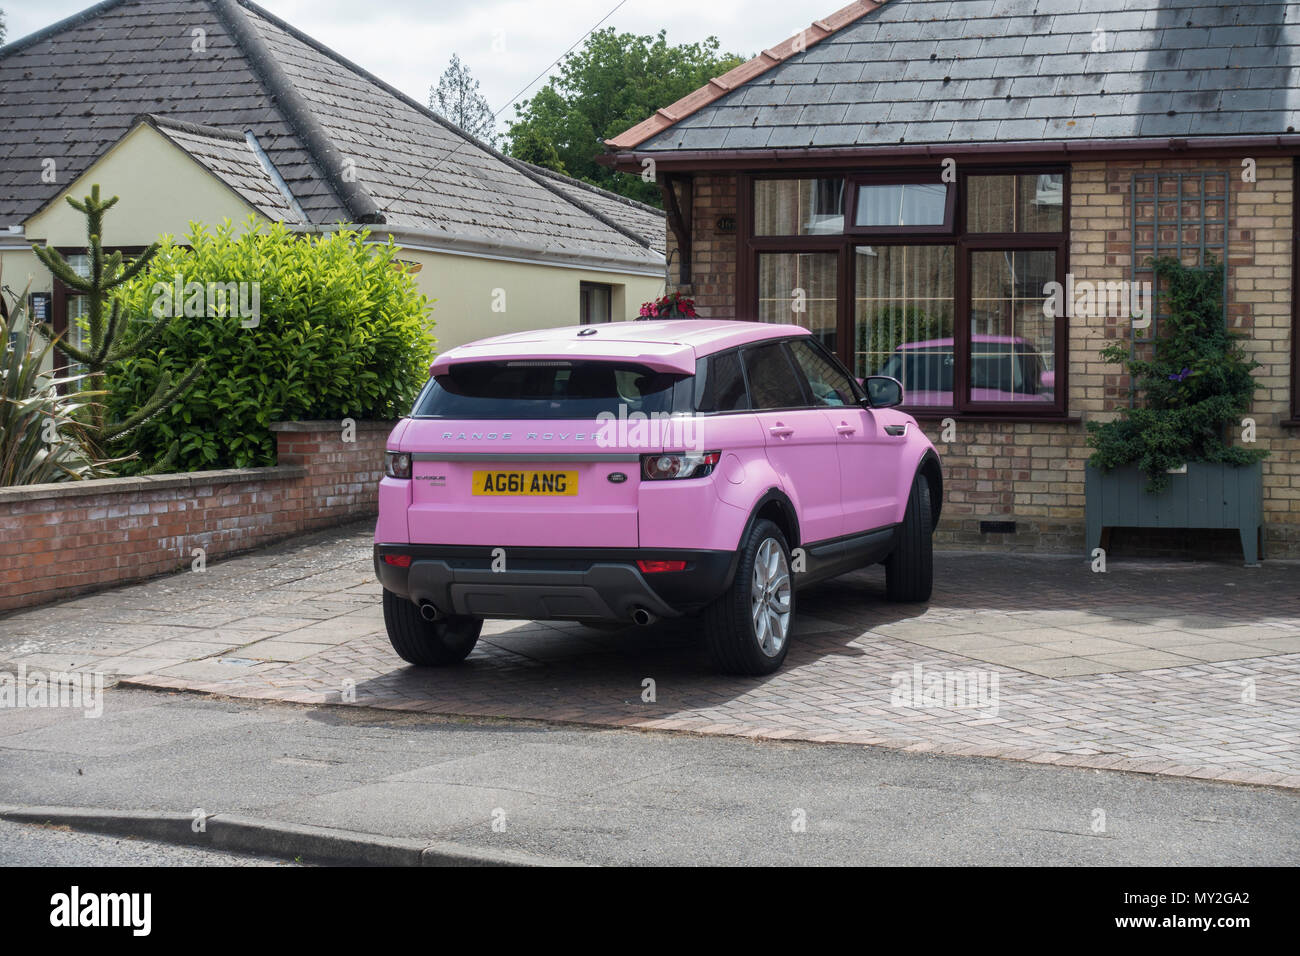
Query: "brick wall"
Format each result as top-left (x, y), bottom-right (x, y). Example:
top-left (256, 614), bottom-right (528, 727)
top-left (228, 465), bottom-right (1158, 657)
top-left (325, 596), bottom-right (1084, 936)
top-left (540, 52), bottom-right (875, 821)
top-left (0, 420), bottom-right (391, 613)
top-left (671, 174), bottom-right (739, 317)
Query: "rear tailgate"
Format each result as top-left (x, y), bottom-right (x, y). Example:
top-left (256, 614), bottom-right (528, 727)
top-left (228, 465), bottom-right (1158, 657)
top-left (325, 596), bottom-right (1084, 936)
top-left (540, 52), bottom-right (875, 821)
top-left (404, 420), bottom-right (644, 547)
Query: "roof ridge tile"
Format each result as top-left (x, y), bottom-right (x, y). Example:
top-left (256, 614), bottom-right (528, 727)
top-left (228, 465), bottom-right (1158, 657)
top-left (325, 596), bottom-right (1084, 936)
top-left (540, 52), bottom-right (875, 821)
top-left (605, 0), bottom-right (884, 149)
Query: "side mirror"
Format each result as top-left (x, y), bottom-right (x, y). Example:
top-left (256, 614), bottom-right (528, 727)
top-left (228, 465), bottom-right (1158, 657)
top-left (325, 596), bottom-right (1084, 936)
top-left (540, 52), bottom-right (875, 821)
top-left (863, 375), bottom-right (904, 408)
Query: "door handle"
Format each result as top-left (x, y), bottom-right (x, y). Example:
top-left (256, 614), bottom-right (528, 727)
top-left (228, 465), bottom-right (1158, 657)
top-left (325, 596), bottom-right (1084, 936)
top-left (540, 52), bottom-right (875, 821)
top-left (835, 423), bottom-right (856, 436)
top-left (768, 423), bottom-right (794, 438)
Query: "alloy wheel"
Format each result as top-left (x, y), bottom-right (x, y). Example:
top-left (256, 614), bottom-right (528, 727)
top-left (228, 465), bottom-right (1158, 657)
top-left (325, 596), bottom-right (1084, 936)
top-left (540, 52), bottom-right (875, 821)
top-left (749, 537), bottom-right (792, 657)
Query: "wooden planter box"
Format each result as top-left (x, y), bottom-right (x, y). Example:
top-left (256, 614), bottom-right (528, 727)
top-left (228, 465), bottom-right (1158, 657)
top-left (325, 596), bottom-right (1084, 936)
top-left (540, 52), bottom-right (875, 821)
top-left (1085, 461), bottom-right (1263, 565)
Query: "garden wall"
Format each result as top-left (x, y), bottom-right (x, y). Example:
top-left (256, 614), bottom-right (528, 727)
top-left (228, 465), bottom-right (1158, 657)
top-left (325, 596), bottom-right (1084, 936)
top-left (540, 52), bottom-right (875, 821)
top-left (0, 420), bottom-right (392, 613)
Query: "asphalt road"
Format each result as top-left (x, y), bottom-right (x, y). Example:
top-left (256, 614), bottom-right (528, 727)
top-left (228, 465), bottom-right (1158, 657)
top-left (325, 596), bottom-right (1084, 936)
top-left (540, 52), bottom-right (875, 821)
top-left (0, 819), bottom-right (299, 866)
top-left (0, 687), bottom-right (1296, 866)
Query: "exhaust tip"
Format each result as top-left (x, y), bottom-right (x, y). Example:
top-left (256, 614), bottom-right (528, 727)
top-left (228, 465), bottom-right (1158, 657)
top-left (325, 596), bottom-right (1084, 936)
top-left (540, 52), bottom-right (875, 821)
top-left (419, 601), bottom-right (440, 622)
top-left (631, 607), bottom-right (655, 627)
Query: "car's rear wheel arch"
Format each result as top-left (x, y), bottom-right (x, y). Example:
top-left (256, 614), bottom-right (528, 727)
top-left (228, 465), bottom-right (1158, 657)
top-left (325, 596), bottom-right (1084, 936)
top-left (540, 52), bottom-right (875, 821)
top-left (718, 490), bottom-right (799, 595)
top-left (749, 489), bottom-right (800, 552)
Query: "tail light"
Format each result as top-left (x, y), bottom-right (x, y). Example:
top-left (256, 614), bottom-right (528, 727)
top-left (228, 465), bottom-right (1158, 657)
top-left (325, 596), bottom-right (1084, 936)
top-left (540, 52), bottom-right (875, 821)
top-left (385, 451), bottom-right (412, 479)
top-left (383, 554), bottom-right (412, 567)
top-left (637, 560), bottom-right (687, 573)
top-left (640, 450), bottom-right (721, 481)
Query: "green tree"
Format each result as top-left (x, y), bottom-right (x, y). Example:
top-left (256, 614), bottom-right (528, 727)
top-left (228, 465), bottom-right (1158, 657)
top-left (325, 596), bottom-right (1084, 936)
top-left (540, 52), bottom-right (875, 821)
top-left (430, 53), bottom-right (497, 146)
top-left (506, 28), bottom-right (745, 205)
top-left (32, 186), bottom-right (203, 471)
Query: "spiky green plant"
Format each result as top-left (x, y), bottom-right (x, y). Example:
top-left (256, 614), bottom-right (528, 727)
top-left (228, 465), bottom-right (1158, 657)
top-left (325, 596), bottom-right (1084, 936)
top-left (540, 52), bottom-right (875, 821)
top-left (31, 185), bottom-right (202, 471)
top-left (0, 284), bottom-right (108, 485)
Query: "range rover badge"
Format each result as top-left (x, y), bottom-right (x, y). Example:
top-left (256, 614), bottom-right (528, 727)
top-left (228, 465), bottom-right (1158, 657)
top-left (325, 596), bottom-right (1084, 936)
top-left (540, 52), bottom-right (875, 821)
top-left (608, 472), bottom-right (628, 483)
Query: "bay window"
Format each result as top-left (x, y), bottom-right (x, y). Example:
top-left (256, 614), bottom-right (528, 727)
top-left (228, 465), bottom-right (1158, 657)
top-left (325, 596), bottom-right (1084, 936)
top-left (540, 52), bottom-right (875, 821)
top-left (744, 167), bottom-right (1068, 418)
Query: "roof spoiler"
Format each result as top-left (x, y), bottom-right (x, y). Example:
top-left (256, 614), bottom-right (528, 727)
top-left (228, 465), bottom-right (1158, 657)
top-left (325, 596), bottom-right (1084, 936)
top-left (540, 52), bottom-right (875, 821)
top-left (430, 345), bottom-right (697, 377)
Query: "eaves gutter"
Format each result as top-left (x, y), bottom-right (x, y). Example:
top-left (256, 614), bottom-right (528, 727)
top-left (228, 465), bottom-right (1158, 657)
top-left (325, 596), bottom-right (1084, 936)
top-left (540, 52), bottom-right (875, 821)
top-left (291, 223), bottom-right (664, 278)
top-left (0, 225), bottom-right (29, 250)
top-left (600, 134), bottom-right (1300, 172)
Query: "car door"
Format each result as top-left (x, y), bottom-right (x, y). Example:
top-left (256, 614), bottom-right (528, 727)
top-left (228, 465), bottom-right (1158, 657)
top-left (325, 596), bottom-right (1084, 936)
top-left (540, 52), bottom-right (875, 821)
top-left (786, 338), bottom-right (904, 536)
top-left (740, 340), bottom-right (841, 545)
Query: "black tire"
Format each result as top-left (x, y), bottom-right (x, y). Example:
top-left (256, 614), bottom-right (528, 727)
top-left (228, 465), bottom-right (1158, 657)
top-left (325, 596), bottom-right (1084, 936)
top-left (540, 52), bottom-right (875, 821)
top-left (382, 589), bottom-right (482, 666)
top-left (885, 471), bottom-right (934, 603)
top-left (703, 519), bottom-right (794, 676)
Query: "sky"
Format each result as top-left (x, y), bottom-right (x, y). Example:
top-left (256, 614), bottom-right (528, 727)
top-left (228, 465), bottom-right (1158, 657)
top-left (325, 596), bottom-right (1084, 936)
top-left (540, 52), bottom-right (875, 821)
top-left (4, 0), bottom-right (809, 134)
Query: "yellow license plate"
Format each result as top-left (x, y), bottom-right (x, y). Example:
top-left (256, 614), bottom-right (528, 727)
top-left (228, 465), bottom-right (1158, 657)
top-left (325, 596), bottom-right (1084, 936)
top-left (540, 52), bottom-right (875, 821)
top-left (472, 470), bottom-right (578, 496)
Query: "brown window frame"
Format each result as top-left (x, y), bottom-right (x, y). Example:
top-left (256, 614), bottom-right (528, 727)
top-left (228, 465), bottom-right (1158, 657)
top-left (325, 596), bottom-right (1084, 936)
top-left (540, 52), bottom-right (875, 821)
top-left (739, 165), bottom-right (1071, 421)
top-left (579, 280), bottom-right (613, 324)
top-left (844, 170), bottom-right (957, 236)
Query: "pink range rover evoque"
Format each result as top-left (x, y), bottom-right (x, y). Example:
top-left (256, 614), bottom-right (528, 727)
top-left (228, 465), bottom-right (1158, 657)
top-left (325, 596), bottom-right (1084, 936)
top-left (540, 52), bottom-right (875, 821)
top-left (375, 320), bottom-right (942, 675)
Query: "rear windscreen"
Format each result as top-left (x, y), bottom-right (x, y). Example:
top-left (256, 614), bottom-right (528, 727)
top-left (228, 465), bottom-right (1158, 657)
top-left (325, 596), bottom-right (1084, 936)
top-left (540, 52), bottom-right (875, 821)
top-left (412, 361), bottom-right (685, 420)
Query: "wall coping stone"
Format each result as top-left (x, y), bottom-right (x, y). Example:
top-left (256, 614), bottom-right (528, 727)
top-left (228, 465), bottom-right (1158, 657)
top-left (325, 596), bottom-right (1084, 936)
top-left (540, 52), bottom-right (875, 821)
top-left (0, 465), bottom-right (308, 505)
top-left (270, 420), bottom-right (397, 433)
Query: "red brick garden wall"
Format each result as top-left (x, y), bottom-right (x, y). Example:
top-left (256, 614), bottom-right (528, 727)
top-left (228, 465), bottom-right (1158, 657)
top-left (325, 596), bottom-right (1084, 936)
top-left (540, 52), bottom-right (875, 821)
top-left (0, 420), bottom-right (391, 613)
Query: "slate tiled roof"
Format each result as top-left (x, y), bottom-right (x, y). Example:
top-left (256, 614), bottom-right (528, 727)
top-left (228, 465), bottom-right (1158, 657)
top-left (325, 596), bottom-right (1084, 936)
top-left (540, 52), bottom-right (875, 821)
top-left (143, 115), bottom-right (305, 222)
top-left (619, 0), bottom-right (1300, 152)
top-left (0, 0), bottom-right (663, 272)
top-left (515, 160), bottom-right (669, 257)
top-left (245, 7), bottom-right (661, 265)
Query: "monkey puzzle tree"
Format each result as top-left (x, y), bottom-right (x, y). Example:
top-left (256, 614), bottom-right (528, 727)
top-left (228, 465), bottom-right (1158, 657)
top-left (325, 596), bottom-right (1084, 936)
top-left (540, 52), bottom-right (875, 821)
top-left (31, 186), bottom-right (202, 472)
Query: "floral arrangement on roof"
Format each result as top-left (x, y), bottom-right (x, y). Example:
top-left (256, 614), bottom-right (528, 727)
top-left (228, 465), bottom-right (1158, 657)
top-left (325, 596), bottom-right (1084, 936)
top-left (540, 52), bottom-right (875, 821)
top-left (639, 291), bottom-right (697, 318)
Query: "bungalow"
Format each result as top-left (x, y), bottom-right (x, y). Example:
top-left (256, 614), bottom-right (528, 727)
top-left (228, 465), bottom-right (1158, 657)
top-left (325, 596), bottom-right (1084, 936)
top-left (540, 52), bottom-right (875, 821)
top-left (0, 0), bottom-right (666, 356)
top-left (602, 0), bottom-right (1300, 558)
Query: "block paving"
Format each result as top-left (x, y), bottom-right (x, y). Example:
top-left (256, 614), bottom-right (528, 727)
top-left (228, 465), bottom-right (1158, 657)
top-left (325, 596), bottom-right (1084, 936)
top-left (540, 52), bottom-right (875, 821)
top-left (2, 522), bottom-right (1297, 789)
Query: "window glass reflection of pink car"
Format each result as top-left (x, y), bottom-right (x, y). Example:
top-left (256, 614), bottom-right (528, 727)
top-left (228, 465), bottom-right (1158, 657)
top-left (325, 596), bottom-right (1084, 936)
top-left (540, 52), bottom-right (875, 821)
top-left (874, 335), bottom-right (1054, 405)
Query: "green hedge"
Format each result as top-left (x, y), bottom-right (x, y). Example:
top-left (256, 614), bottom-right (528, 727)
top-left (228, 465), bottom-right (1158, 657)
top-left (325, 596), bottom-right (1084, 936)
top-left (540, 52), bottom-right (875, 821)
top-left (106, 220), bottom-right (435, 472)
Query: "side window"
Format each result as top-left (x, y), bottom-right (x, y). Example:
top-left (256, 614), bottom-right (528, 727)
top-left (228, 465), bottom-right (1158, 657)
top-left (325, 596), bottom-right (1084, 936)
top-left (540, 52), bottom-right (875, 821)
top-left (787, 339), bottom-right (859, 407)
top-left (694, 350), bottom-right (749, 412)
top-left (741, 342), bottom-right (808, 410)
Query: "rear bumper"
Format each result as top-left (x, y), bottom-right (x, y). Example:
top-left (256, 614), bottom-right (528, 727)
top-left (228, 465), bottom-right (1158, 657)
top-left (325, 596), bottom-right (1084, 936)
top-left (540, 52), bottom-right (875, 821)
top-left (374, 544), bottom-right (736, 623)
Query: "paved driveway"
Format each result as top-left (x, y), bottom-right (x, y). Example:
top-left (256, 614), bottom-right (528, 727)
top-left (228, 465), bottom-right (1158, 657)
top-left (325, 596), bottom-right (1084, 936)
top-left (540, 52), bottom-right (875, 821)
top-left (2, 521), bottom-right (1298, 788)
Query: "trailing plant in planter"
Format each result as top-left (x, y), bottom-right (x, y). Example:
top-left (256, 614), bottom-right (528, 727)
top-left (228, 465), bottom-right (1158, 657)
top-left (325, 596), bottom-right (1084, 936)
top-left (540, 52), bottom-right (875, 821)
top-left (639, 291), bottom-right (697, 318)
top-left (1086, 255), bottom-right (1266, 493)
